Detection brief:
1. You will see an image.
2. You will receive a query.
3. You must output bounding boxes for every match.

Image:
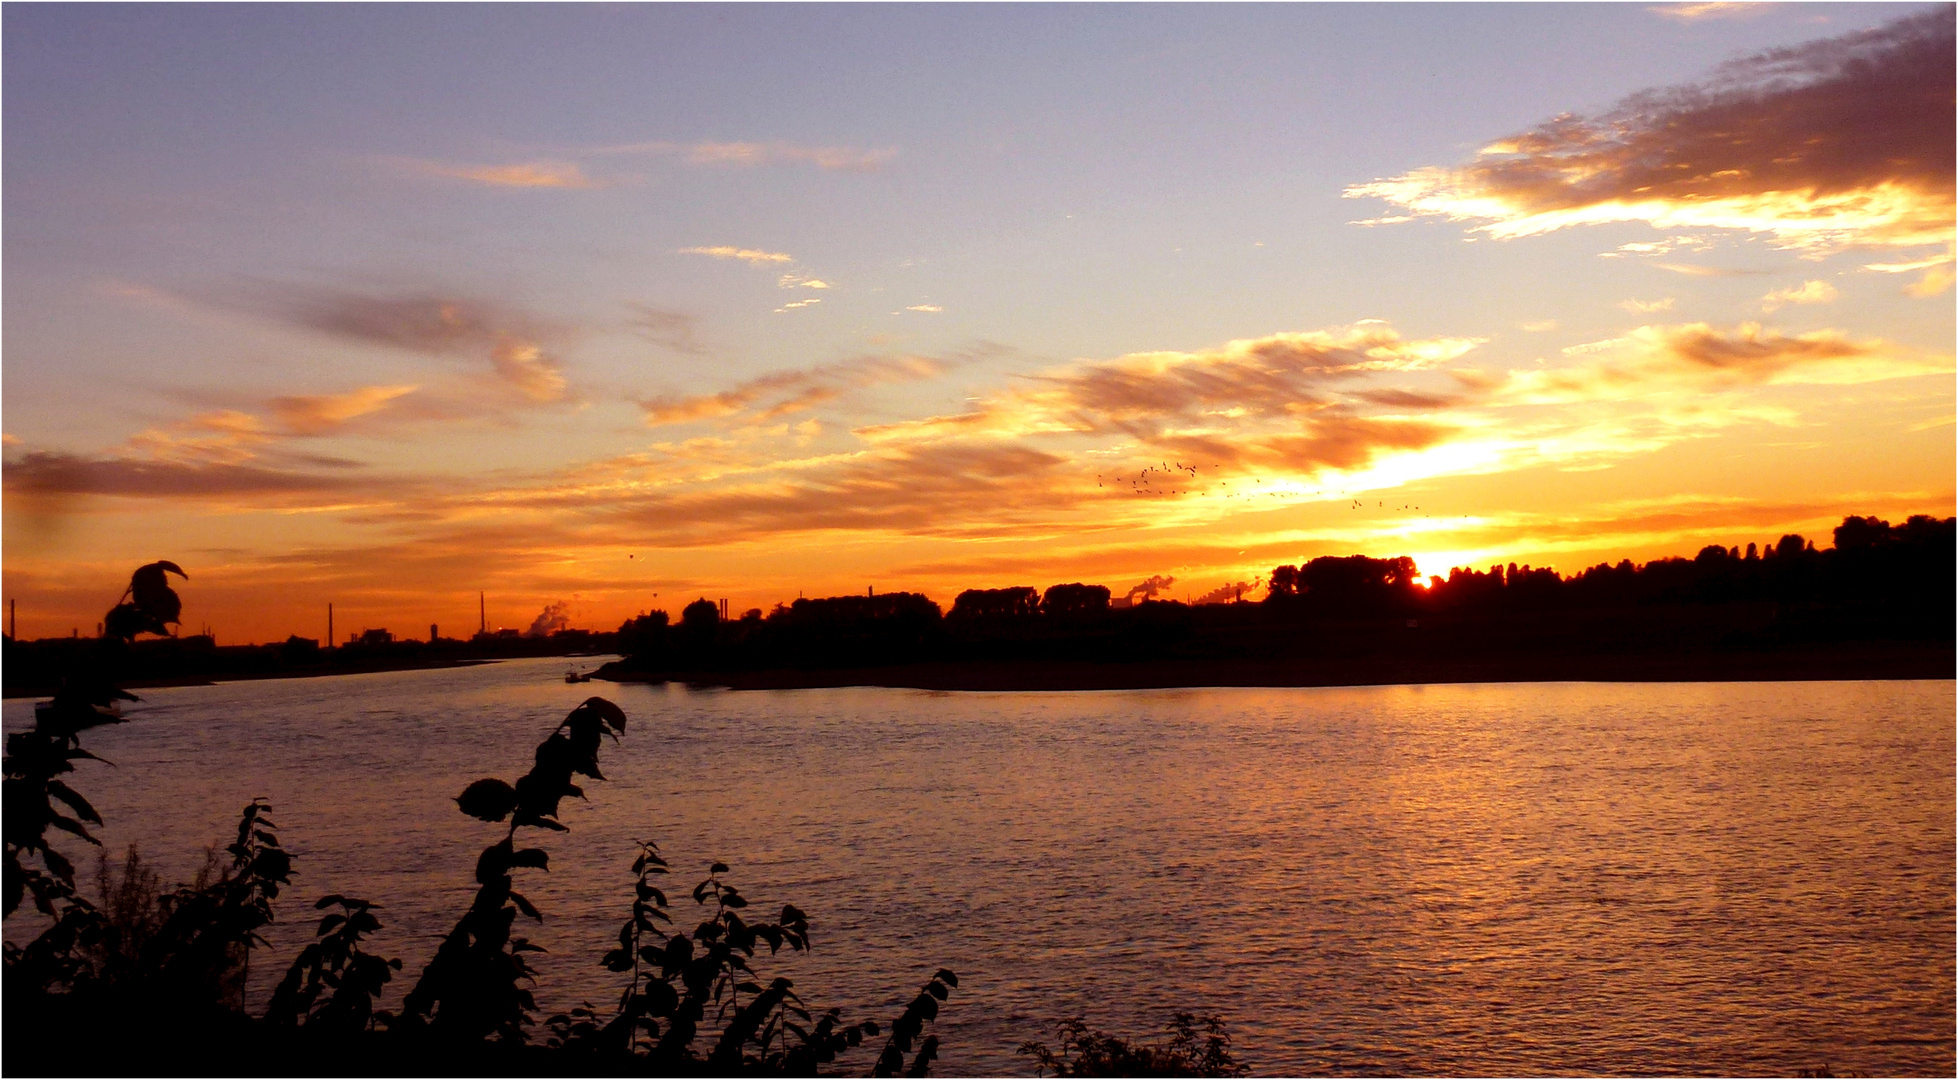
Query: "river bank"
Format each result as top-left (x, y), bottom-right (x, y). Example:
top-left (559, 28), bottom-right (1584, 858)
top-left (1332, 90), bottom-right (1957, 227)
top-left (0, 634), bottom-right (616, 698)
top-left (596, 639), bottom-right (1954, 692)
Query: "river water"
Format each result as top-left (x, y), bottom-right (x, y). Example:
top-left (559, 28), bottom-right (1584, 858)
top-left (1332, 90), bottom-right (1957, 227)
top-left (5, 659), bottom-right (1952, 1075)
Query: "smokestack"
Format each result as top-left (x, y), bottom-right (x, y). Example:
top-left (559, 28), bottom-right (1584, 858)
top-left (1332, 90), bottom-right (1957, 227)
top-left (431, 623), bottom-right (438, 643)
top-left (328, 603), bottom-right (334, 650)
top-left (480, 592), bottom-right (486, 635)
top-left (8, 599), bottom-right (13, 641)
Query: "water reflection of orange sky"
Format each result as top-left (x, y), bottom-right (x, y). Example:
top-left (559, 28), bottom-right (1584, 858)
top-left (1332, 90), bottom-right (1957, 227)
top-left (13, 673), bottom-right (1947, 1072)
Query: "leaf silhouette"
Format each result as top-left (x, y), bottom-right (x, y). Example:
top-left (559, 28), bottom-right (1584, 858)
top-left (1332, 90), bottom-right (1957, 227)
top-left (129, 561), bottom-right (187, 627)
top-left (454, 778), bottom-right (520, 822)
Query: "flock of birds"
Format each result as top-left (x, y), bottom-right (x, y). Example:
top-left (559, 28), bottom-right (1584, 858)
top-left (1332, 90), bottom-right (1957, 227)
top-left (1094, 462), bottom-right (1422, 513)
top-left (1099, 461), bottom-right (1203, 496)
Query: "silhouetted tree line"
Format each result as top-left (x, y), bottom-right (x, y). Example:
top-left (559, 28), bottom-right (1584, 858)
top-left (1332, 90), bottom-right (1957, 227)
top-left (1, 624), bottom-right (616, 699)
top-left (1264, 514), bottom-right (1955, 621)
top-left (606, 515), bottom-right (1954, 677)
top-left (5, 566), bottom-right (961, 1075)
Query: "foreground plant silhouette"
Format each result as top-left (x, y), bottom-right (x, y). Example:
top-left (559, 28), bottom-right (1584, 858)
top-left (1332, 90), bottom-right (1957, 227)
top-left (5, 562), bottom-right (958, 1075)
top-left (4, 561), bottom-right (188, 988)
top-left (1019, 1014), bottom-right (1246, 1078)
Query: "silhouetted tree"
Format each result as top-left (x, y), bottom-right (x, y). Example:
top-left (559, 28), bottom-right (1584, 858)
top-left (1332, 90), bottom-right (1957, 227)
top-left (1042, 583), bottom-right (1111, 618)
top-left (682, 598), bottom-right (720, 630)
top-left (949, 587), bottom-right (1040, 620)
top-left (1265, 565), bottom-right (1299, 599)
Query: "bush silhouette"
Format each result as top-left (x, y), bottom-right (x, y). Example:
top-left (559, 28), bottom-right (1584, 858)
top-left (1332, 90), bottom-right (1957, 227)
top-left (4, 565), bottom-right (959, 1076)
top-left (1019, 1013), bottom-right (1245, 1077)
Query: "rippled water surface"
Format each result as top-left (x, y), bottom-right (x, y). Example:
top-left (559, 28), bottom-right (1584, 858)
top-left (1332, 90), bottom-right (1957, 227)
top-left (6, 661), bottom-right (1952, 1075)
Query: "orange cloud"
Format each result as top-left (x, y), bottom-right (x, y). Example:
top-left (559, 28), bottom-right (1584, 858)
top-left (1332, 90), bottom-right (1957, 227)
top-left (1863, 246), bottom-right (1958, 298)
top-left (11, 312), bottom-right (1944, 641)
top-left (269, 385), bottom-right (420, 435)
top-left (863, 323), bottom-right (1483, 449)
top-left (592, 140), bottom-right (896, 172)
top-left (124, 411), bottom-right (272, 466)
top-left (1500, 322), bottom-right (1951, 404)
top-left (1760, 280), bottom-right (1838, 312)
top-left (679, 245), bottom-right (794, 265)
top-left (490, 342), bottom-right (567, 403)
top-left (1619, 298), bottom-right (1676, 313)
top-left (258, 288), bottom-right (573, 404)
top-left (1649, 2), bottom-right (1773, 22)
top-left (641, 355), bottom-right (947, 427)
top-left (3, 450), bottom-right (389, 505)
top-left (1345, 11), bottom-right (1955, 256)
top-left (408, 159), bottom-right (603, 189)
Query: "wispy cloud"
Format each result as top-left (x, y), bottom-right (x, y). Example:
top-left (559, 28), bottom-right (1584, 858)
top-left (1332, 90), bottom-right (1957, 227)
top-left (1599, 236), bottom-right (1713, 259)
top-left (1904, 265), bottom-right (1955, 298)
top-left (906, 305), bottom-right (944, 313)
top-left (401, 158), bottom-right (605, 189)
top-left (491, 341), bottom-right (567, 402)
top-left (3, 449), bottom-right (388, 506)
top-left (640, 355), bottom-right (948, 427)
top-left (15, 310), bottom-right (1946, 636)
top-left (626, 304), bottom-right (707, 355)
top-left (76, 384), bottom-right (422, 475)
top-left (254, 288), bottom-right (572, 403)
top-left (269, 385), bottom-right (420, 435)
top-left (1654, 263), bottom-right (1769, 278)
top-left (1864, 246), bottom-right (1957, 296)
top-left (1650, 2), bottom-right (1774, 23)
top-left (384, 323), bottom-right (1943, 557)
top-left (1619, 297), bottom-right (1676, 313)
top-left (1499, 322), bottom-right (1950, 404)
top-left (1864, 252), bottom-right (1954, 274)
top-left (1345, 10), bottom-right (1955, 257)
top-left (589, 140), bottom-right (896, 172)
top-left (125, 411), bottom-right (274, 466)
top-left (1760, 279), bottom-right (1838, 312)
top-left (857, 323), bottom-right (1484, 487)
top-left (680, 246), bottom-right (794, 265)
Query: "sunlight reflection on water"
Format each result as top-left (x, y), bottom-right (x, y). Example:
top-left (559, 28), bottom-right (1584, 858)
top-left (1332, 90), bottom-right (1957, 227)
top-left (6, 661), bottom-right (1953, 1075)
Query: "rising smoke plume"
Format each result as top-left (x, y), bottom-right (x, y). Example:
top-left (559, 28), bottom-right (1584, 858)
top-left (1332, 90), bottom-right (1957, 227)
top-left (527, 601), bottom-right (572, 637)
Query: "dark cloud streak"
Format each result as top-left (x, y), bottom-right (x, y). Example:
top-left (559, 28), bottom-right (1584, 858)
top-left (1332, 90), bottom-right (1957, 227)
top-left (1347, 9), bottom-right (1956, 252)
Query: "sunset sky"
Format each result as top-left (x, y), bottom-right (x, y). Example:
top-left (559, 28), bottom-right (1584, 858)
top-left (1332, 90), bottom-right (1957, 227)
top-left (4, 3), bottom-right (1952, 643)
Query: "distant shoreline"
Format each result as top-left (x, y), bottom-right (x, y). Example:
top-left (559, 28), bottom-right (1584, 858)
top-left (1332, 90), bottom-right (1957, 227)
top-left (594, 641), bottom-right (1955, 693)
top-left (6, 642), bottom-right (1949, 700)
top-left (0, 654), bottom-right (613, 700)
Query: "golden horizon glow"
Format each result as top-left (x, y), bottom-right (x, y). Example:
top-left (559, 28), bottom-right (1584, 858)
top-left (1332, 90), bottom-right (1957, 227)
top-left (2, 6), bottom-right (1951, 642)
